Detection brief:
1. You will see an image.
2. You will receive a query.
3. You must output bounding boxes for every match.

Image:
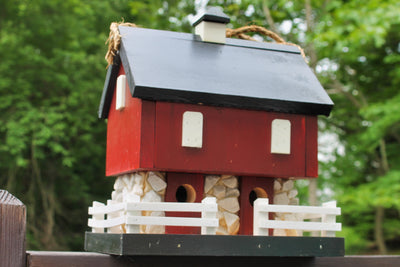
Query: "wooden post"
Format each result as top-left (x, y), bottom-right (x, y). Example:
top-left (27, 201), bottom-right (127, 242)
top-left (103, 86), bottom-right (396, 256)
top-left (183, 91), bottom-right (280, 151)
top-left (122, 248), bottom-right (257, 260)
top-left (91, 201), bottom-right (105, 233)
top-left (201, 197), bottom-right (217, 235)
top-left (124, 194), bottom-right (140, 233)
top-left (322, 201), bottom-right (337, 237)
top-left (253, 198), bottom-right (269, 236)
top-left (106, 200), bottom-right (122, 233)
top-left (0, 190), bottom-right (26, 267)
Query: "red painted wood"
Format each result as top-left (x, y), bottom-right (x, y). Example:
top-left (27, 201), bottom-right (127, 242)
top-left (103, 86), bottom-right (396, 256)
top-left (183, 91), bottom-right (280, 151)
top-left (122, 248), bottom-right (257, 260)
top-left (105, 66), bottom-right (155, 176)
top-left (305, 116), bottom-right (318, 177)
top-left (139, 101), bottom-right (155, 168)
top-left (106, 87), bottom-right (319, 178)
top-left (165, 173), bottom-right (204, 234)
top-left (239, 177), bottom-right (274, 235)
top-left (154, 102), bottom-right (307, 178)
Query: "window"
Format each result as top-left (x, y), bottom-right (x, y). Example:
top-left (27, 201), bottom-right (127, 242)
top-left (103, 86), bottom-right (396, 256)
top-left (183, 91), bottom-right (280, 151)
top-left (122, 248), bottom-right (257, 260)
top-left (271, 119), bottom-right (291, 154)
top-left (181, 111), bottom-right (203, 148)
top-left (116, 75), bottom-right (126, 110)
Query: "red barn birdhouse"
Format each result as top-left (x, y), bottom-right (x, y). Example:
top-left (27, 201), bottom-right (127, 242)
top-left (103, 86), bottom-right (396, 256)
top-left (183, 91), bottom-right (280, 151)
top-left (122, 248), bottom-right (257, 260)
top-left (87, 7), bottom-right (343, 257)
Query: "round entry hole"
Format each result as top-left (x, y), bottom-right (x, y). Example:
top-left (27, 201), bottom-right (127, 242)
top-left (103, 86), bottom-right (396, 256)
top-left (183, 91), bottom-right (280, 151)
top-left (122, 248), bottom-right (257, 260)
top-left (249, 187), bottom-right (268, 207)
top-left (176, 184), bottom-right (196, 203)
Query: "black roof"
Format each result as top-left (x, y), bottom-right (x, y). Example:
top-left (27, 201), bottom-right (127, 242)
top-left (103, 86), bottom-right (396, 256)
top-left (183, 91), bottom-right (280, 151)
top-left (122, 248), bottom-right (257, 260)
top-left (99, 26), bottom-right (333, 119)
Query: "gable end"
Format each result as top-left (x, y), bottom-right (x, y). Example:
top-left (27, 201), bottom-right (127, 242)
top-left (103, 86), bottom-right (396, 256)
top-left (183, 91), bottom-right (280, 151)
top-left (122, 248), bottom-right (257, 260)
top-left (98, 55), bottom-right (121, 119)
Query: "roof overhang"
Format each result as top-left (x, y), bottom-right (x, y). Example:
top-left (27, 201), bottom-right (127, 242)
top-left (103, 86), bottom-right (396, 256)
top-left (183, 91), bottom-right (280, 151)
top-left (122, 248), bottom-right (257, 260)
top-left (99, 26), bottom-right (333, 119)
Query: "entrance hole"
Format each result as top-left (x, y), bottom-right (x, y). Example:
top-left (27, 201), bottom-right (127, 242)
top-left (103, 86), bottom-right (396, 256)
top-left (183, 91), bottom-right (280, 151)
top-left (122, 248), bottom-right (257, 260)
top-left (249, 187), bottom-right (268, 207)
top-left (175, 184), bottom-right (197, 203)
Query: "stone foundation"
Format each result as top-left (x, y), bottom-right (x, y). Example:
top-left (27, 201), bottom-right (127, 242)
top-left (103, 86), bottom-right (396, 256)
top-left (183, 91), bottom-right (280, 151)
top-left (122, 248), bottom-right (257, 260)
top-left (204, 175), bottom-right (240, 235)
top-left (111, 171), bottom-right (167, 234)
top-left (273, 178), bottom-right (301, 236)
top-left (110, 174), bottom-right (301, 236)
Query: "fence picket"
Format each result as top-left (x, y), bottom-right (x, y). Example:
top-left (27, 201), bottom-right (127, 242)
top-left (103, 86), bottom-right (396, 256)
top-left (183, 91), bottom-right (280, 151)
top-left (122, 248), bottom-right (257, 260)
top-left (125, 194), bottom-right (141, 233)
top-left (106, 200), bottom-right (123, 233)
top-left (91, 202), bottom-right (105, 233)
top-left (322, 201), bottom-right (338, 237)
top-left (201, 197), bottom-right (217, 234)
top-left (254, 198), bottom-right (269, 236)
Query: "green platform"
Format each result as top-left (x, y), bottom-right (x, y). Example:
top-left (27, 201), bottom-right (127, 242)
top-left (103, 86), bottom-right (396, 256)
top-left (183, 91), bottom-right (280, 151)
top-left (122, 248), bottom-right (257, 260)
top-left (85, 232), bottom-right (344, 257)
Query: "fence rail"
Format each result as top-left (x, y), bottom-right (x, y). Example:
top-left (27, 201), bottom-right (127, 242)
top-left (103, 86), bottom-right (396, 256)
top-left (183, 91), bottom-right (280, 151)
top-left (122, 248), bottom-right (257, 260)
top-left (254, 198), bottom-right (341, 237)
top-left (88, 196), bottom-right (218, 235)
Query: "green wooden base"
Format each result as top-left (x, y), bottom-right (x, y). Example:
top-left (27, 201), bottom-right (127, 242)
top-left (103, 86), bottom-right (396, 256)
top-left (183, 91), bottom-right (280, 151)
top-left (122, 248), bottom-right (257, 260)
top-left (85, 232), bottom-right (344, 257)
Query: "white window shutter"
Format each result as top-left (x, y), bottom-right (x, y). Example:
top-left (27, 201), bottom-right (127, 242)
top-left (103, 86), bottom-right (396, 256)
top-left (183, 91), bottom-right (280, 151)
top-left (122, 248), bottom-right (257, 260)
top-left (271, 119), bottom-right (291, 154)
top-left (182, 111), bottom-right (203, 148)
top-left (116, 75), bottom-right (126, 110)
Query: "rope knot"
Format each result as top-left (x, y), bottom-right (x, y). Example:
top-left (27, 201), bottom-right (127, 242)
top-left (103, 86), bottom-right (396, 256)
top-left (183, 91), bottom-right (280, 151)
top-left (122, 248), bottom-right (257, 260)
top-left (105, 22), bottom-right (137, 67)
top-left (225, 25), bottom-right (307, 62)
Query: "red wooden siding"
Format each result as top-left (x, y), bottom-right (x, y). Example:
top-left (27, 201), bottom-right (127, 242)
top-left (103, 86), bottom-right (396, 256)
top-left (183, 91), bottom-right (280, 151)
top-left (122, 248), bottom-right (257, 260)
top-left (154, 102), bottom-right (307, 178)
top-left (106, 84), bottom-right (318, 178)
top-left (239, 177), bottom-right (274, 235)
top-left (305, 116), bottom-right (318, 177)
top-left (105, 66), bottom-right (155, 176)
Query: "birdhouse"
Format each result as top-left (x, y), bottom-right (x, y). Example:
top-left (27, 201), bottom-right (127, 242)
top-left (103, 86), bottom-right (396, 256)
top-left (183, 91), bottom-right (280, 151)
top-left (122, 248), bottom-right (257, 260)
top-left (87, 7), bottom-right (343, 257)
top-left (98, 7), bottom-right (333, 235)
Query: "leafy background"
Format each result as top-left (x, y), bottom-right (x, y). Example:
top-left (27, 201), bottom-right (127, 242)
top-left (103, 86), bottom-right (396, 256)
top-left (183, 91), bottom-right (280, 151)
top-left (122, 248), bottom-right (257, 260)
top-left (1, 0), bottom-right (399, 254)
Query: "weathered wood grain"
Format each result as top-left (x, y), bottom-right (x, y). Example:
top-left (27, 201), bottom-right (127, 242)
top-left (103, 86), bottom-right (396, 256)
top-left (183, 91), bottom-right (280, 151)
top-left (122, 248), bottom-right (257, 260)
top-left (27, 251), bottom-right (131, 267)
top-left (0, 190), bottom-right (26, 267)
top-left (26, 251), bottom-right (400, 267)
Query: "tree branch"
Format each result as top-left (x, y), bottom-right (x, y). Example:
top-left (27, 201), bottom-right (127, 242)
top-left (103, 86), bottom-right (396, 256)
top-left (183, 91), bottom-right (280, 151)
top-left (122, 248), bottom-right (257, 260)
top-left (262, 0), bottom-right (278, 33)
top-left (379, 139), bottom-right (390, 173)
top-left (375, 206), bottom-right (387, 254)
top-left (305, 0), bottom-right (313, 31)
top-left (373, 139), bottom-right (389, 254)
top-left (304, 0), bottom-right (318, 69)
top-left (329, 79), bottom-right (364, 109)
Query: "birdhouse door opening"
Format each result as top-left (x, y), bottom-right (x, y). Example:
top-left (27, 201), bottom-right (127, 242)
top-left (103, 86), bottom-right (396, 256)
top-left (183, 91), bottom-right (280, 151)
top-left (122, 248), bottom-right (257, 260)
top-left (175, 184), bottom-right (197, 203)
top-left (249, 187), bottom-right (268, 207)
top-left (239, 177), bottom-right (274, 235)
top-left (165, 173), bottom-right (204, 234)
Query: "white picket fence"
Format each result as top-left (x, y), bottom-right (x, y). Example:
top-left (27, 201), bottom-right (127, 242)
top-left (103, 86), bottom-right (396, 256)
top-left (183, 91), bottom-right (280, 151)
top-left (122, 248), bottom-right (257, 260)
top-left (253, 198), bottom-right (341, 237)
top-left (89, 196), bottom-right (341, 237)
top-left (88, 196), bottom-right (218, 235)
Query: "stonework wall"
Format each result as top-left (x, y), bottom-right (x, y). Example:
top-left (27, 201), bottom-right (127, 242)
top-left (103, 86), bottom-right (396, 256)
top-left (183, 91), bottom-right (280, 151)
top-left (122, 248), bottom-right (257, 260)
top-left (111, 171), bottom-right (167, 234)
top-left (273, 178), bottom-right (301, 236)
top-left (110, 173), bottom-right (302, 236)
top-left (204, 175), bottom-right (240, 235)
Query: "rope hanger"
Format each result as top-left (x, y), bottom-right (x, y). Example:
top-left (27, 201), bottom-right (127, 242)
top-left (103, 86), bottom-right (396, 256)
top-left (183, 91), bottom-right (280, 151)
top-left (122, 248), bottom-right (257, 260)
top-left (225, 25), bottom-right (307, 61)
top-left (105, 22), bottom-right (307, 67)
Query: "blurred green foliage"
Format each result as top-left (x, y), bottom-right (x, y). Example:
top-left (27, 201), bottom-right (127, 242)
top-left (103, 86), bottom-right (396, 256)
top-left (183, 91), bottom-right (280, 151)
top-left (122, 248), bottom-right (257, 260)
top-left (0, 0), bottom-right (132, 250)
top-left (1, 0), bottom-right (400, 254)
